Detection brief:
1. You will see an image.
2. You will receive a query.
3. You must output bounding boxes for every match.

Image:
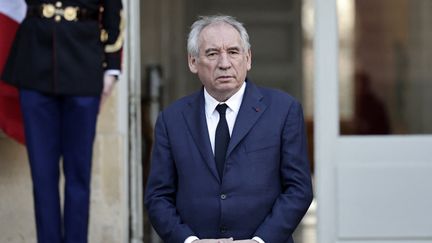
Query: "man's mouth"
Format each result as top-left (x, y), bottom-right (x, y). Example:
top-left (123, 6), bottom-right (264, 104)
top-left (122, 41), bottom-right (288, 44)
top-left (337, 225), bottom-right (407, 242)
top-left (217, 75), bottom-right (234, 80)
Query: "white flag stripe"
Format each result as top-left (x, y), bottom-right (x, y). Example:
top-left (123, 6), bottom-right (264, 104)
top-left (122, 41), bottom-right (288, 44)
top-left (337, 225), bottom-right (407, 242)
top-left (0, 0), bottom-right (27, 23)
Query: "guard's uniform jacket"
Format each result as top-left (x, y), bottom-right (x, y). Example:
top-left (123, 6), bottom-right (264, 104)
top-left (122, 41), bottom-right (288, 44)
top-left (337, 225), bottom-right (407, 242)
top-left (2, 0), bottom-right (123, 96)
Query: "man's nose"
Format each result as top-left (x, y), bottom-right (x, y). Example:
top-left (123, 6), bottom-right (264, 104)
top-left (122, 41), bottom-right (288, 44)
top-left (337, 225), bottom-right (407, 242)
top-left (218, 53), bottom-right (231, 70)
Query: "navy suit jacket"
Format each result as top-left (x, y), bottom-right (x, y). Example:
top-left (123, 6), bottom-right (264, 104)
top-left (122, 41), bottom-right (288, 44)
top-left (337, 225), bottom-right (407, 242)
top-left (145, 81), bottom-right (313, 243)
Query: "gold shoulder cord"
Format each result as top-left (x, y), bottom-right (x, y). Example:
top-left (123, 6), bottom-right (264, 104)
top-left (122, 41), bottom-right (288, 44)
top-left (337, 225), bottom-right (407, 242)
top-left (105, 10), bottom-right (124, 53)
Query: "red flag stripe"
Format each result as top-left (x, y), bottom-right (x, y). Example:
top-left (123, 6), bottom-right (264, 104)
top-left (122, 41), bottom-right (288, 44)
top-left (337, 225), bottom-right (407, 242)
top-left (0, 12), bottom-right (25, 144)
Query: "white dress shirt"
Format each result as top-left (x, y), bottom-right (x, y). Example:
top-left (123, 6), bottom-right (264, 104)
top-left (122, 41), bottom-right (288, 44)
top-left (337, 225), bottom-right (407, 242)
top-left (184, 82), bottom-right (265, 243)
top-left (204, 82), bottom-right (246, 154)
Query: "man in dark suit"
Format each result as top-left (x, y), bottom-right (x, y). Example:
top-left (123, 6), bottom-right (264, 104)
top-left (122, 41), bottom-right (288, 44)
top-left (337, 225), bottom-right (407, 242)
top-left (145, 15), bottom-right (313, 243)
top-left (1, 1), bottom-right (123, 242)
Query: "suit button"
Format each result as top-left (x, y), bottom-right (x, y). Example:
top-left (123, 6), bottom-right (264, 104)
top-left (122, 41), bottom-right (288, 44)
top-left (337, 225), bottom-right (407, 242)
top-left (220, 227), bottom-right (227, 233)
top-left (220, 194), bottom-right (227, 200)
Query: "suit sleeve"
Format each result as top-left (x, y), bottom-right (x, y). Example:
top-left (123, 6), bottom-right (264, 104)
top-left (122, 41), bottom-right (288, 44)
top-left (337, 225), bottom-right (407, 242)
top-left (254, 101), bottom-right (314, 242)
top-left (144, 112), bottom-right (195, 243)
top-left (102, 0), bottom-right (123, 70)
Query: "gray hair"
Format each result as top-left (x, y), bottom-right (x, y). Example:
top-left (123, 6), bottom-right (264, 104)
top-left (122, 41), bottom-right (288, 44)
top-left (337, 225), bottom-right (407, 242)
top-left (187, 15), bottom-right (251, 57)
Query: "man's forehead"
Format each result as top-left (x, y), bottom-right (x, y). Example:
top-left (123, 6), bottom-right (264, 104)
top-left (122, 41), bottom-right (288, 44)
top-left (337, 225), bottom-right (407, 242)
top-left (199, 23), bottom-right (242, 48)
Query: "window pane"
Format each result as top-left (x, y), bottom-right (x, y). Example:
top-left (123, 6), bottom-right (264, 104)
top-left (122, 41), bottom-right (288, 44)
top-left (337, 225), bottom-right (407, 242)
top-left (338, 0), bottom-right (432, 135)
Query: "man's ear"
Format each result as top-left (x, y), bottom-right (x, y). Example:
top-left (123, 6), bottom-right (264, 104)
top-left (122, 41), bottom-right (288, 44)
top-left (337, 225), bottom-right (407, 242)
top-left (246, 49), bottom-right (252, 71)
top-left (188, 54), bottom-right (198, 73)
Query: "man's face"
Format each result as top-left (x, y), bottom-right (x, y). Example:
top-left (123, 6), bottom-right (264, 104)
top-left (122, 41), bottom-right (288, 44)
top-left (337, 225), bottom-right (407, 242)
top-left (188, 23), bottom-right (252, 101)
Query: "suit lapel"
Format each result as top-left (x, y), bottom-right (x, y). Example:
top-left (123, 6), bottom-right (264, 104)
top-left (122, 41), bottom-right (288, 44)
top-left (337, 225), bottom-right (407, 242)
top-left (227, 82), bottom-right (267, 157)
top-left (182, 90), bottom-right (220, 182)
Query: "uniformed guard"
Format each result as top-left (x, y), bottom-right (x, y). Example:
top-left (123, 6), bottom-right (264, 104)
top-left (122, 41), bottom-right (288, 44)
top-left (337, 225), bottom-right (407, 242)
top-left (1, 0), bottom-right (123, 242)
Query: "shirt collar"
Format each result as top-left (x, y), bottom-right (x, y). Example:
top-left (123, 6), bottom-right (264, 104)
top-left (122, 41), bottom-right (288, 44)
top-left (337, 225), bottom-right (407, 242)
top-left (204, 81), bottom-right (247, 117)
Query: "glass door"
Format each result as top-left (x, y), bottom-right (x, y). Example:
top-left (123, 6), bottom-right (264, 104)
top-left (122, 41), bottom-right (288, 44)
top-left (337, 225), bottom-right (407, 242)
top-left (315, 0), bottom-right (432, 242)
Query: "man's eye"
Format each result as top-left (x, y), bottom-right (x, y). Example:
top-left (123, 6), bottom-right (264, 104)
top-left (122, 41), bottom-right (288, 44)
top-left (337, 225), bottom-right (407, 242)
top-left (229, 50), bottom-right (240, 55)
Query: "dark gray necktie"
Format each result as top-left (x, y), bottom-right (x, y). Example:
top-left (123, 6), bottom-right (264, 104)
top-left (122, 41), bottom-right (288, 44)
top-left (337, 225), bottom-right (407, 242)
top-left (215, 104), bottom-right (230, 179)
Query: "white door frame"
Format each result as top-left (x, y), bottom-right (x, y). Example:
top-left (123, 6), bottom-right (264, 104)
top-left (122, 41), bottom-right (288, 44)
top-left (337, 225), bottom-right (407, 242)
top-left (314, 0), bottom-right (338, 242)
top-left (123, 0), bottom-right (143, 242)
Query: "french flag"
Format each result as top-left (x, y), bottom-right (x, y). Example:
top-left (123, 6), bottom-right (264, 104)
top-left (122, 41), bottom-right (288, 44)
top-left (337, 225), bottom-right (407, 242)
top-left (0, 0), bottom-right (26, 144)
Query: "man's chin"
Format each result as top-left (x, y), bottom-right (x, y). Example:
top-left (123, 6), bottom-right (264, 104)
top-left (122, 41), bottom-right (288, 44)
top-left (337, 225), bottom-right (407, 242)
top-left (215, 84), bottom-right (241, 97)
top-left (216, 83), bottom-right (237, 92)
